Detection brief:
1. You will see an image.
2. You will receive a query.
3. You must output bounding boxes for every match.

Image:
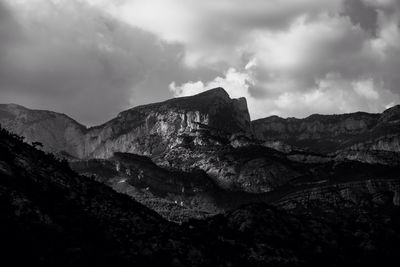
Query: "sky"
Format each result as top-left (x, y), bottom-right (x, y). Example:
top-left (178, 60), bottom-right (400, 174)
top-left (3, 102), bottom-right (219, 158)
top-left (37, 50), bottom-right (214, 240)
top-left (0, 0), bottom-right (400, 125)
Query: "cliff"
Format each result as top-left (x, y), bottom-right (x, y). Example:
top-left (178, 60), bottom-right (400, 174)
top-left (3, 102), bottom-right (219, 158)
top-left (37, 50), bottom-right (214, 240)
top-left (252, 105), bottom-right (400, 165)
top-left (0, 88), bottom-right (252, 159)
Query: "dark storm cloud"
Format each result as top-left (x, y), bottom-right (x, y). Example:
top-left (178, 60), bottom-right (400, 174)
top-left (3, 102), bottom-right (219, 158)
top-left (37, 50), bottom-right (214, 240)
top-left (342, 0), bottom-right (378, 35)
top-left (0, 0), bottom-right (217, 125)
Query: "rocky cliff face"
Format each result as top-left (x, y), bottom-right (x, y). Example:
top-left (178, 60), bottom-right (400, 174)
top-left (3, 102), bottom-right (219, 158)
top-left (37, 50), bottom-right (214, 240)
top-left (1, 88), bottom-right (252, 159)
top-left (252, 105), bottom-right (400, 165)
top-left (83, 88), bottom-right (252, 158)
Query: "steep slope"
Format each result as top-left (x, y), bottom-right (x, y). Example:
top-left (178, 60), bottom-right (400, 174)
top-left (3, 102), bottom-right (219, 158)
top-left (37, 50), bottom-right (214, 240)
top-left (70, 153), bottom-right (221, 221)
top-left (0, 103), bottom-right (86, 158)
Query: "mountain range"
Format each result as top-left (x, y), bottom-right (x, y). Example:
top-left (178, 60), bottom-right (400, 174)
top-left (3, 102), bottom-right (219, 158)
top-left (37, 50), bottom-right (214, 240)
top-left (1, 88), bottom-right (400, 265)
top-left (1, 88), bottom-right (400, 221)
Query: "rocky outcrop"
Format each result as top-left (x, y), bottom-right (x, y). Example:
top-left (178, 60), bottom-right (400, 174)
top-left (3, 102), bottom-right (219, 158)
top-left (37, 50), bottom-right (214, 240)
top-left (83, 88), bottom-right (252, 158)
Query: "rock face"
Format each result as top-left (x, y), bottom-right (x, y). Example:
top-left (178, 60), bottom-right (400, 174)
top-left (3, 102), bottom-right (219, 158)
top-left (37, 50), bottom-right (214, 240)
top-left (252, 105), bottom-right (400, 165)
top-left (84, 88), bottom-right (252, 158)
top-left (1, 88), bottom-right (252, 159)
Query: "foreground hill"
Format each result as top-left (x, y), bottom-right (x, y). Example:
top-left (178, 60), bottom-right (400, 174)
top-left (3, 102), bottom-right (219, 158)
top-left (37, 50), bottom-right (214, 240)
top-left (1, 126), bottom-right (400, 266)
top-left (0, 126), bottom-right (204, 266)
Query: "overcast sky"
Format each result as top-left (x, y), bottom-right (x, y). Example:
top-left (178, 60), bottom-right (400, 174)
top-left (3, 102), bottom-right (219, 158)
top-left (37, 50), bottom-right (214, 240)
top-left (1, 0), bottom-right (399, 125)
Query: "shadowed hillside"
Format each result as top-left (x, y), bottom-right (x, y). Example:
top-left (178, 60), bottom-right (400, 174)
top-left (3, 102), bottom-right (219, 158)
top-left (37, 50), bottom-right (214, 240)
top-left (1, 125), bottom-right (400, 266)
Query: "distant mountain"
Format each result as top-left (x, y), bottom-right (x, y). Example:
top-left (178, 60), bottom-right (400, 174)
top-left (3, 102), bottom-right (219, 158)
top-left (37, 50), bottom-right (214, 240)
top-left (0, 103), bottom-right (86, 158)
top-left (253, 105), bottom-right (400, 165)
top-left (2, 126), bottom-right (400, 266)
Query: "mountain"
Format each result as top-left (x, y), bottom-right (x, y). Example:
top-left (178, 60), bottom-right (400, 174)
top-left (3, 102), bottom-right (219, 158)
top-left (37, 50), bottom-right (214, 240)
top-left (1, 88), bottom-right (251, 159)
top-left (84, 87), bottom-right (252, 159)
top-left (252, 105), bottom-right (400, 165)
top-left (0, 103), bottom-right (86, 158)
top-left (1, 88), bottom-right (400, 218)
top-left (2, 126), bottom-right (400, 266)
top-left (1, 89), bottom-right (302, 193)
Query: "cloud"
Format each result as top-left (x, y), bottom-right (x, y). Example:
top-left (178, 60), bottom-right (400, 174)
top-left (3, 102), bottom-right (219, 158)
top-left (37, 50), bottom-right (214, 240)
top-left (0, 0), bottom-right (217, 125)
top-left (171, 69), bottom-right (399, 119)
top-left (102, 0), bottom-right (343, 68)
top-left (165, 0), bottom-right (400, 119)
top-left (1, 0), bottom-right (400, 123)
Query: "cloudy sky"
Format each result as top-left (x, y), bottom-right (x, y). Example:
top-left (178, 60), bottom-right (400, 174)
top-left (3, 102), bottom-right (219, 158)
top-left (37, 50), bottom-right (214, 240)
top-left (1, 0), bottom-right (399, 125)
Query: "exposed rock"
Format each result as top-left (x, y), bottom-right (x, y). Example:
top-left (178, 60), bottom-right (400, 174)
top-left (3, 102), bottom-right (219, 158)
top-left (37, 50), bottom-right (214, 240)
top-left (252, 105), bottom-right (400, 165)
top-left (1, 88), bottom-right (252, 160)
top-left (83, 88), bottom-right (252, 158)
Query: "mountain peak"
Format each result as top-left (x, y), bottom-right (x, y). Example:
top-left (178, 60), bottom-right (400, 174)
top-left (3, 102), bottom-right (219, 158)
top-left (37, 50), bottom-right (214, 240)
top-left (194, 87), bottom-right (230, 99)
